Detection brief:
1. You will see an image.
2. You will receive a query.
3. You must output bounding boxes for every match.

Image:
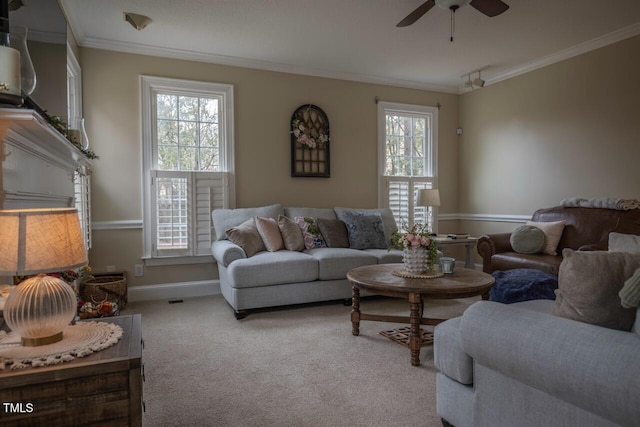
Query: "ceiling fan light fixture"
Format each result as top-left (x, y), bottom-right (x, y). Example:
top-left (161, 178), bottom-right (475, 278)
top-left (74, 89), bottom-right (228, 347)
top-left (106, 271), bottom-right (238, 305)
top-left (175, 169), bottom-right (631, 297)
top-left (123, 12), bottom-right (152, 31)
top-left (435, 0), bottom-right (471, 10)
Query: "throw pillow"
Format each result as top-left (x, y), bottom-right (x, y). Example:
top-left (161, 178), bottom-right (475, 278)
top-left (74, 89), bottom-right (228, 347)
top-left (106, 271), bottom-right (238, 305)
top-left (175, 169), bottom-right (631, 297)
top-left (334, 207), bottom-right (397, 244)
top-left (510, 225), bottom-right (546, 254)
top-left (620, 267), bottom-right (640, 309)
top-left (341, 211), bottom-right (387, 250)
top-left (552, 248), bottom-right (640, 331)
top-left (277, 215), bottom-right (305, 251)
top-left (526, 220), bottom-right (566, 256)
top-left (294, 216), bottom-right (327, 250)
top-left (316, 218), bottom-right (349, 248)
top-left (255, 216), bottom-right (284, 252)
top-left (609, 232), bottom-right (640, 254)
top-left (225, 218), bottom-right (265, 257)
top-left (212, 203), bottom-right (283, 241)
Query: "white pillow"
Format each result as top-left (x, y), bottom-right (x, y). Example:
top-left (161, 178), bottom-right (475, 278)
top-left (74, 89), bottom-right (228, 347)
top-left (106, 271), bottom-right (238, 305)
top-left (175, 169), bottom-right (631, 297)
top-left (526, 220), bottom-right (566, 256)
top-left (609, 232), bottom-right (640, 254)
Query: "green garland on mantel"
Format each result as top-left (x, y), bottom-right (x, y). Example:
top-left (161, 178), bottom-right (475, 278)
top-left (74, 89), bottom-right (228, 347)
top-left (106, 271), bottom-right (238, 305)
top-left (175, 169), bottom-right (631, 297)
top-left (41, 111), bottom-right (99, 160)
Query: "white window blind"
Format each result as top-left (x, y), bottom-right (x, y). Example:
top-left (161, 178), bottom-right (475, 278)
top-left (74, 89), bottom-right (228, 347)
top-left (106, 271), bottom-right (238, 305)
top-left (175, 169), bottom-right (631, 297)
top-left (73, 170), bottom-right (91, 250)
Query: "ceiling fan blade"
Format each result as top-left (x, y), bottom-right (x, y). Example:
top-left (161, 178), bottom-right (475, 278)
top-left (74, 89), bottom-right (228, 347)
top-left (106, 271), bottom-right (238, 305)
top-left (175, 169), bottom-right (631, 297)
top-left (469, 0), bottom-right (509, 17)
top-left (396, 0), bottom-right (436, 27)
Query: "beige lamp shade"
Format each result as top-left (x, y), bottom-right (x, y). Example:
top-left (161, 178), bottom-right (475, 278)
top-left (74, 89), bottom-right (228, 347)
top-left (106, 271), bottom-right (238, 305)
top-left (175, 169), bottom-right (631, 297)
top-left (0, 208), bottom-right (87, 276)
top-left (0, 208), bottom-right (87, 346)
top-left (416, 189), bottom-right (441, 207)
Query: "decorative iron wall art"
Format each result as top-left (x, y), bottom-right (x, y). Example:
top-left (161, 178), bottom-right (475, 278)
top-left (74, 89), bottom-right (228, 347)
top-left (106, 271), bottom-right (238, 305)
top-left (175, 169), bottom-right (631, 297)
top-left (290, 104), bottom-right (330, 177)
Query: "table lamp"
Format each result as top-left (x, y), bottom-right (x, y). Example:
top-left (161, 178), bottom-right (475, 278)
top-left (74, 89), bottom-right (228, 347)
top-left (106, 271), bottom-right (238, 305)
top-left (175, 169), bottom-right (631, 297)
top-left (416, 189), bottom-right (441, 234)
top-left (0, 208), bottom-right (87, 346)
top-left (416, 189), bottom-right (440, 209)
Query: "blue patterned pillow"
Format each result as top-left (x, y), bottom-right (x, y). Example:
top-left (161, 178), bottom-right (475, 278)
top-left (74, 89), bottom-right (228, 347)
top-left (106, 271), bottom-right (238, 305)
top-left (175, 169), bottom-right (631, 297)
top-left (342, 211), bottom-right (387, 249)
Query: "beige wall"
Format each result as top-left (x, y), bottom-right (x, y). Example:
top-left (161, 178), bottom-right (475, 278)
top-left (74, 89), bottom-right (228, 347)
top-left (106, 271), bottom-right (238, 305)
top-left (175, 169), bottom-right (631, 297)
top-left (28, 40), bottom-right (67, 118)
top-left (459, 34), bottom-right (640, 242)
top-left (83, 34), bottom-right (640, 282)
top-left (81, 48), bottom-right (459, 286)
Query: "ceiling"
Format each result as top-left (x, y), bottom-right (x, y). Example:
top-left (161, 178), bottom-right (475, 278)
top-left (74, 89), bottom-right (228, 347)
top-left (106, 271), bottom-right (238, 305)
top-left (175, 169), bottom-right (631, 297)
top-left (58, 0), bottom-right (640, 94)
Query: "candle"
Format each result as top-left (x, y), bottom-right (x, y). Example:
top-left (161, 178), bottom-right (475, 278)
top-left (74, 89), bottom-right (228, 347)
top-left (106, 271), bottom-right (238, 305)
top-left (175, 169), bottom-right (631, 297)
top-left (0, 45), bottom-right (20, 96)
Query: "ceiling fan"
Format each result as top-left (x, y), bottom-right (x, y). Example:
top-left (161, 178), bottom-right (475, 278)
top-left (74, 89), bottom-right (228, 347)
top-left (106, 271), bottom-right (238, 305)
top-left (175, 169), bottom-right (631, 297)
top-left (397, 0), bottom-right (509, 27)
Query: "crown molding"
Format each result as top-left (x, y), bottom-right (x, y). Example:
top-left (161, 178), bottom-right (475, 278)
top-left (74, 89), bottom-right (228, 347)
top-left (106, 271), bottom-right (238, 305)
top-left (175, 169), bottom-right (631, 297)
top-left (71, 19), bottom-right (640, 96)
top-left (460, 23), bottom-right (640, 93)
top-left (78, 36), bottom-right (460, 94)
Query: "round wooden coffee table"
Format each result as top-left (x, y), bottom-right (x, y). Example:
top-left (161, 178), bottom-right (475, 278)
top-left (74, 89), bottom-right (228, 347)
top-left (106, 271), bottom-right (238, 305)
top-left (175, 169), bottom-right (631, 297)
top-left (347, 263), bottom-right (495, 366)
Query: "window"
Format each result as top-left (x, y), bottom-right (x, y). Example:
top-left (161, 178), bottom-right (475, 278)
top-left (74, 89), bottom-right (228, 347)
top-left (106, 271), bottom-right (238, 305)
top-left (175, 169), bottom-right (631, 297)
top-left (378, 102), bottom-right (438, 232)
top-left (141, 76), bottom-right (235, 261)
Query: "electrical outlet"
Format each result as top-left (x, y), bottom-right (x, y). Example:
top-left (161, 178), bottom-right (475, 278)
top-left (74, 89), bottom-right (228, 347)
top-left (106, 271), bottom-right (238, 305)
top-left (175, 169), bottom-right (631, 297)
top-left (106, 265), bottom-right (116, 272)
top-left (134, 264), bottom-right (144, 277)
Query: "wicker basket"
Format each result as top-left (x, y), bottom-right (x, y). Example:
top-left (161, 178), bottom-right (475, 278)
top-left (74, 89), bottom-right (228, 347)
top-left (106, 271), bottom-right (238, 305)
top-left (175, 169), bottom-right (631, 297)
top-left (81, 276), bottom-right (128, 309)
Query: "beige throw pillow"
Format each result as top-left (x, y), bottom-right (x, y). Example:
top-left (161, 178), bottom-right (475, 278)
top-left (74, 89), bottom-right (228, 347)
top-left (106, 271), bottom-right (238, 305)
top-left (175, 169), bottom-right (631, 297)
top-left (277, 215), bottom-right (305, 251)
top-left (226, 218), bottom-right (265, 257)
top-left (255, 216), bottom-right (284, 252)
top-left (553, 249), bottom-right (640, 331)
top-left (526, 220), bottom-right (566, 255)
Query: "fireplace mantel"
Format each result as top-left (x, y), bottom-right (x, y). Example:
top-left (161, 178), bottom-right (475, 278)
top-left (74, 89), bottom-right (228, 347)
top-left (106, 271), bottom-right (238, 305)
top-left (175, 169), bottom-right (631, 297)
top-left (0, 108), bottom-right (92, 209)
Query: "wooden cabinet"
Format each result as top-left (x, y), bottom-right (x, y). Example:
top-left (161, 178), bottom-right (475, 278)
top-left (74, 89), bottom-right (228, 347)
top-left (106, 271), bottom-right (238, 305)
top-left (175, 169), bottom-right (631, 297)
top-left (0, 315), bottom-right (143, 427)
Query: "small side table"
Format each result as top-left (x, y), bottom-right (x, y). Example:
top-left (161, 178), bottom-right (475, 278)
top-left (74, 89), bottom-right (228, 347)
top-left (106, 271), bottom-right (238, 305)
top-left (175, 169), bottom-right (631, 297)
top-left (0, 315), bottom-right (143, 426)
top-left (433, 236), bottom-right (478, 268)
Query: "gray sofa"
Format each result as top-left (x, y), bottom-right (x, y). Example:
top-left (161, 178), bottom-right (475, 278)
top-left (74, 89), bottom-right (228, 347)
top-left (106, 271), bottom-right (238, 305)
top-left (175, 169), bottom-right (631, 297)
top-left (434, 299), bottom-right (640, 427)
top-left (211, 204), bottom-right (403, 318)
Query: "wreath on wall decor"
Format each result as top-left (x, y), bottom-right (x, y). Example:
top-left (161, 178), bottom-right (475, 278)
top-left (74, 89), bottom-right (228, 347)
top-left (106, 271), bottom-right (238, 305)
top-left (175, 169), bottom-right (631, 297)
top-left (290, 104), bottom-right (330, 177)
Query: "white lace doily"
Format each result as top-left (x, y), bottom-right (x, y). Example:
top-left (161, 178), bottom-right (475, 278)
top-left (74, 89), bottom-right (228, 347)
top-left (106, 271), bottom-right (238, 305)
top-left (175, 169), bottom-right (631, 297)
top-left (0, 321), bottom-right (123, 370)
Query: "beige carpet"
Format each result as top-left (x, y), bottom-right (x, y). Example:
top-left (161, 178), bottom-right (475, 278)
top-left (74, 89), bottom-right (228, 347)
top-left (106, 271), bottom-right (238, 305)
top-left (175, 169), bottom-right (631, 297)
top-left (126, 294), bottom-right (479, 427)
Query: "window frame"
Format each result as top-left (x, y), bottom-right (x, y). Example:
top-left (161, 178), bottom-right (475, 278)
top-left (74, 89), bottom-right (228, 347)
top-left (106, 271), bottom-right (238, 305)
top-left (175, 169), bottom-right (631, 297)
top-left (141, 76), bottom-right (235, 261)
top-left (377, 101), bottom-right (438, 231)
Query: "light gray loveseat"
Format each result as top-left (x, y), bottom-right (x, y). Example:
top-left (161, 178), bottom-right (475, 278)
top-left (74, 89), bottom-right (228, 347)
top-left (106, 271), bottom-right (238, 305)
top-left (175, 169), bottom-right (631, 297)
top-left (211, 204), bottom-right (403, 319)
top-left (434, 246), bottom-right (640, 427)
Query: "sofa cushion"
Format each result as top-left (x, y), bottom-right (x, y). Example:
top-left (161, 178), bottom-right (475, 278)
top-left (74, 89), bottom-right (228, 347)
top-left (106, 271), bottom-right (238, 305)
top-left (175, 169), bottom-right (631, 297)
top-left (305, 248), bottom-right (377, 280)
top-left (363, 249), bottom-right (403, 264)
top-left (526, 220), bottom-right (566, 256)
top-left (553, 249), bottom-right (640, 331)
top-left (278, 215), bottom-right (305, 251)
top-left (255, 216), bottom-right (284, 252)
top-left (226, 251), bottom-right (318, 288)
top-left (334, 207), bottom-right (397, 244)
top-left (609, 232), bottom-right (640, 253)
top-left (226, 218), bottom-right (265, 257)
top-left (491, 252), bottom-right (562, 275)
top-left (510, 225), bottom-right (546, 254)
top-left (295, 216), bottom-right (327, 249)
top-left (341, 210), bottom-right (387, 250)
top-left (316, 218), bottom-right (349, 248)
top-left (213, 204), bottom-right (283, 240)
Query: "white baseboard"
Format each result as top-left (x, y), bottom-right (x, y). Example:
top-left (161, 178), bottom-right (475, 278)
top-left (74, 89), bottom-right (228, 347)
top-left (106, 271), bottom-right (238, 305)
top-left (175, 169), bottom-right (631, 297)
top-left (128, 280), bottom-right (221, 302)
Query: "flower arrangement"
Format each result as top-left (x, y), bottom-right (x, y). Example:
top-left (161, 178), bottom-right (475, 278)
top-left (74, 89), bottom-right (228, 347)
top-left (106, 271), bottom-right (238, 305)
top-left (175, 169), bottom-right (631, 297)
top-left (390, 223), bottom-right (438, 272)
top-left (291, 118), bottom-right (329, 149)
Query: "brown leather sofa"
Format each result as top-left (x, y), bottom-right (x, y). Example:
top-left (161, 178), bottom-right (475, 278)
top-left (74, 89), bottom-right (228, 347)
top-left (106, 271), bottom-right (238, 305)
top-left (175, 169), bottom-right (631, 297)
top-left (477, 206), bottom-right (640, 275)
